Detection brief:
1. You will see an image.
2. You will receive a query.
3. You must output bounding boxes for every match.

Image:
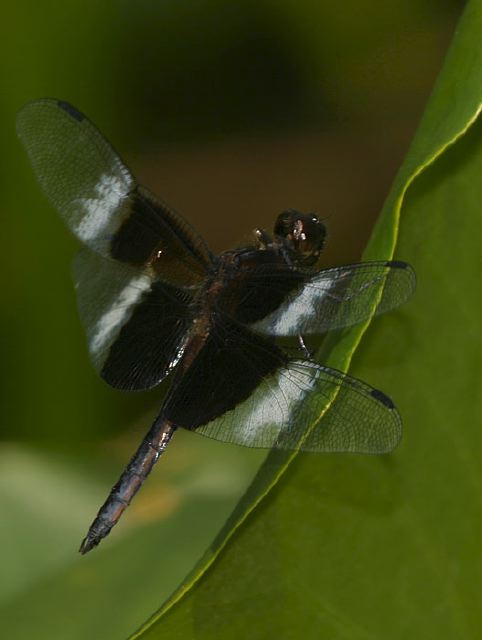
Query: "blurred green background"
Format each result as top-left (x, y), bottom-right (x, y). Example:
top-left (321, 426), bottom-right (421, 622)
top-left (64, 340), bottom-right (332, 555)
top-left (0, 1), bottom-right (466, 638)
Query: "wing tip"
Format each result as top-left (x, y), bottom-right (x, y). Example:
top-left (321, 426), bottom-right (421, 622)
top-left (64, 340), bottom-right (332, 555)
top-left (16, 97), bottom-right (85, 140)
top-left (365, 386), bottom-right (404, 454)
top-left (385, 260), bottom-right (408, 269)
top-left (385, 260), bottom-right (417, 296)
top-left (57, 99), bottom-right (85, 122)
top-left (370, 387), bottom-right (395, 409)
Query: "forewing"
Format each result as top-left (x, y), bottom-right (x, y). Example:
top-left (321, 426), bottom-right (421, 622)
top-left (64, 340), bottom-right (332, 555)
top-left (250, 260), bottom-right (415, 335)
top-left (195, 360), bottom-right (402, 454)
top-left (16, 99), bottom-right (212, 284)
top-left (73, 249), bottom-right (193, 390)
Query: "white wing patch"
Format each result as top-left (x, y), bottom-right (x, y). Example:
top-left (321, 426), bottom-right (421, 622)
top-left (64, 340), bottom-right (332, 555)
top-left (89, 273), bottom-right (152, 355)
top-left (253, 277), bottom-right (333, 335)
top-left (200, 361), bottom-right (320, 448)
top-left (242, 362), bottom-right (320, 443)
top-left (74, 169), bottom-right (133, 242)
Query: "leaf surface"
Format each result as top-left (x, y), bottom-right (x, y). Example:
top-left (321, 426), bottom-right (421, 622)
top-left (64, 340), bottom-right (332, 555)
top-left (131, 3), bottom-right (482, 638)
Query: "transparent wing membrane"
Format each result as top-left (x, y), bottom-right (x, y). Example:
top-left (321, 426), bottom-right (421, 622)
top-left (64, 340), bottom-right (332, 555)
top-left (16, 99), bottom-right (212, 284)
top-left (17, 100), bottom-right (134, 248)
top-left (195, 360), bottom-right (401, 454)
top-left (249, 261), bottom-right (415, 335)
top-left (162, 310), bottom-right (402, 454)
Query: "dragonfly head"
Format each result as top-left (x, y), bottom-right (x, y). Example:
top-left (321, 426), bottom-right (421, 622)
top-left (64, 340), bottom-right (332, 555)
top-left (273, 209), bottom-right (326, 265)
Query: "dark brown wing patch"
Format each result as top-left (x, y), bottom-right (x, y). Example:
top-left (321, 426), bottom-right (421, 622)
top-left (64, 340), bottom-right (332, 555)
top-left (164, 314), bottom-right (287, 428)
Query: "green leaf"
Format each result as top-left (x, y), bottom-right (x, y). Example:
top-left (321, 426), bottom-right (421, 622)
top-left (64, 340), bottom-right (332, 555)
top-left (131, 2), bottom-right (482, 638)
top-left (0, 434), bottom-right (265, 640)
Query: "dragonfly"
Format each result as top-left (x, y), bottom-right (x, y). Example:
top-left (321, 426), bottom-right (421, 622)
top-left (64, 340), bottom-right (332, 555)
top-left (16, 99), bottom-right (415, 554)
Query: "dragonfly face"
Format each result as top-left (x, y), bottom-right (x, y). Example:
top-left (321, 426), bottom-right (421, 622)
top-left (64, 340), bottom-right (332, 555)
top-left (16, 99), bottom-right (416, 553)
top-left (273, 209), bottom-right (326, 266)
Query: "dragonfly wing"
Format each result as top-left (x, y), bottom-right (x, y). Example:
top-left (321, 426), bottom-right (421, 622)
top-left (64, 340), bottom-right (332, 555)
top-left (16, 98), bottom-right (213, 285)
top-left (73, 249), bottom-right (193, 390)
top-left (162, 311), bottom-right (401, 453)
top-left (163, 313), bottom-right (288, 428)
top-left (195, 360), bottom-right (401, 454)
top-left (250, 260), bottom-right (415, 335)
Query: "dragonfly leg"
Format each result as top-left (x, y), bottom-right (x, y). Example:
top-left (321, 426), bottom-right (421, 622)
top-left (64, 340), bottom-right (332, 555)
top-left (298, 334), bottom-right (313, 359)
top-left (79, 415), bottom-right (176, 554)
